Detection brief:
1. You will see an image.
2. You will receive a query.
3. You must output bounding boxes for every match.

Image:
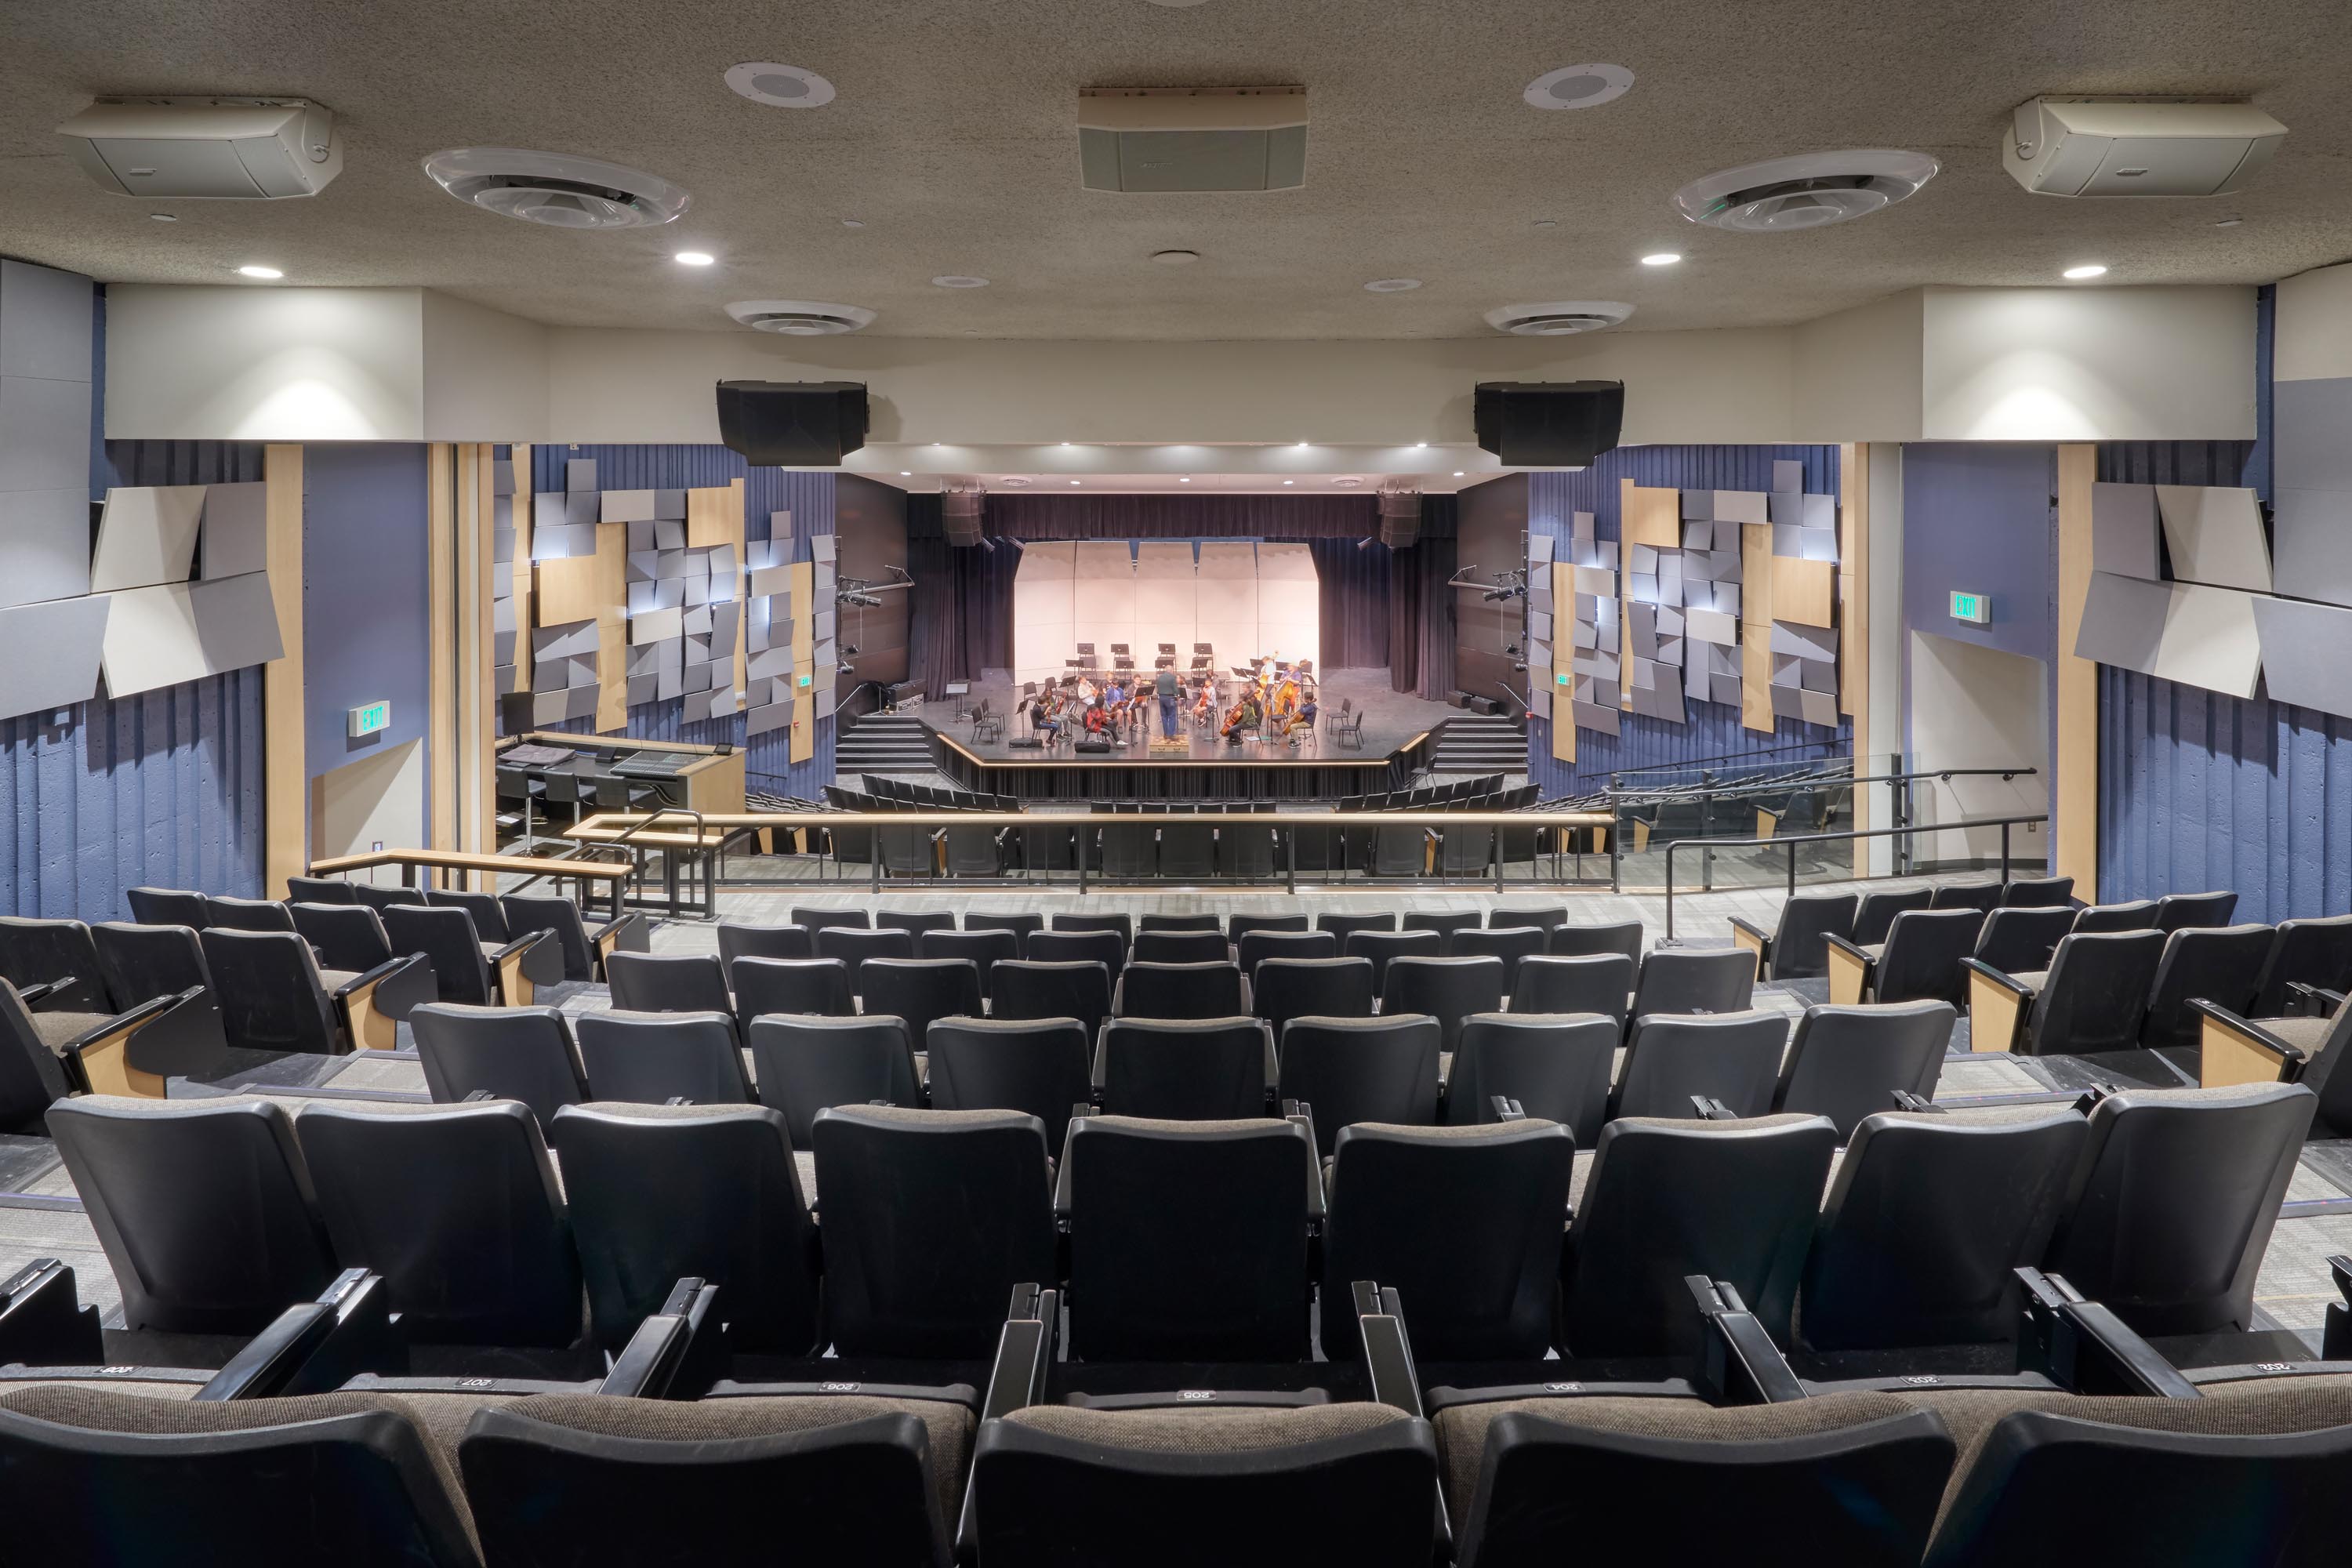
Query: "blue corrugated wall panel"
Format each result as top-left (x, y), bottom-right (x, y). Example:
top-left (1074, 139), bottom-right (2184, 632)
top-left (523, 447), bottom-right (837, 796)
top-left (1525, 446), bottom-right (1850, 795)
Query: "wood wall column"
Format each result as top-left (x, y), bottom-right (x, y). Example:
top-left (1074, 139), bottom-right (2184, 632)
top-left (2054, 443), bottom-right (2100, 900)
top-left (429, 443), bottom-right (503, 887)
top-left (428, 445), bottom-right (457, 855)
top-left (263, 444), bottom-right (305, 897)
top-left (1839, 443), bottom-right (1871, 877)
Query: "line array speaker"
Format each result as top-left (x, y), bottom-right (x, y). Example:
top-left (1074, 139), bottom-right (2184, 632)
top-left (943, 484), bottom-right (985, 546)
top-left (1472, 379), bottom-right (1624, 466)
top-left (1377, 488), bottom-right (1421, 549)
top-left (715, 379), bottom-right (869, 466)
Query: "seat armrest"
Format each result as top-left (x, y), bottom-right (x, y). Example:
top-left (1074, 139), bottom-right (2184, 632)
top-left (1284, 1105), bottom-right (1325, 1219)
top-left (1490, 1095), bottom-right (1526, 1123)
top-left (490, 929), bottom-right (556, 1007)
top-left (599, 1277), bottom-right (725, 1399)
top-left (462, 1087), bottom-right (495, 1102)
top-left (1690, 1094), bottom-right (1737, 1121)
top-left (0, 1259), bottom-right (102, 1367)
top-left (1053, 1126), bottom-right (1080, 1218)
top-left (588, 911), bottom-right (654, 979)
top-left (278, 1269), bottom-right (405, 1393)
top-left (2015, 1267), bottom-right (2201, 1397)
top-left (13, 979), bottom-right (66, 1008)
top-left (1822, 935), bottom-right (1875, 1007)
top-left (1686, 1276), bottom-right (1806, 1404)
top-left (330, 953), bottom-right (428, 1051)
top-left (1726, 916), bottom-right (1773, 968)
top-left (1889, 1089), bottom-right (1947, 1114)
top-left (2287, 982), bottom-right (2346, 1019)
top-left (2326, 1256), bottom-right (2352, 1363)
top-left (1359, 1308), bottom-right (1425, 1418)
top-left (2190, 1000), bottom-right (2307, 1087)
top-left (1962, 958), bottom-right (2037, 1055)
top-left (193, 1301), bottom-right (336, 1401)
top-left (960, 1287), bottom-right (1060, 1560)
top-left (59, 986), bottom-right (205, 1098)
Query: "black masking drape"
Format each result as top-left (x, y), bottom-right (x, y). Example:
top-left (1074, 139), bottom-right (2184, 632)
top-left (1388, 495), bottom-right (1458, 700)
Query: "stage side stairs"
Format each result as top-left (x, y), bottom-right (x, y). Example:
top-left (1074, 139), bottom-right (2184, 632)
top-left (1428, 713), bottom-right (1527, 775)
top-left (837, 713), bottom-right (935, 775)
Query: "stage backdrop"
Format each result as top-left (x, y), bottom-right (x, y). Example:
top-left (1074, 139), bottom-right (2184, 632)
top-left (1011, 539), bottom-right (1320, 687)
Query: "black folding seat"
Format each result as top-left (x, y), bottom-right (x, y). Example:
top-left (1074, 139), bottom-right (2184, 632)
top-left (877, 909), bottom-right (958, 941)
top-left (1548, 919), bottom-right (1642, 962)
top-left (749, 1014), bottom-right (923, 1145)
top-left (714, 920), bottom-right (814, 971)
top-left (1062, 1114), bottom-right (1312, 1363)
top-left (1559, 1114), bottom-right (1838, 1358)
top-left (1345, 928), bottom-right (1442, 993)
top-left (1113, 960), bottom-right (1245, 1019)
top-left (0, 916), bottom-right (112, 1011)
top-left (1965, 928), bottom-right (2167, 1055)
top-left (1217, 816), bottom-right (1281, 879)
top-left (1490, 906), bottom-right (1566, 934)
top-left (1827, 907), bottom-right (1985, 1007)
top-left (859, 956), bottom-right (982, 1043)
top-left (1131, 929), bottom-right (1227, 965)
top-left (1610, 1010), bottom-right (1789, 1120)
top-left (1972, 906), bottom-right (2078, 977)
top-left (1277, 1014), bottom-right (1441, 1156)
top-left (1628, 946), bottom-right (1755, 1020)
top-left (1378, 956), bottom-right (1504, 1055)
top-left (1445, 1013), bottom-right (1617, 1142)
top-left (1236, 928), bottom-right (1337, 983)
top-left (789, 905), bottom-right (870, 937)
top-left (1096, 821), bottom-right (1158, 879)
top-left (1435, 823), bottom-right (1495, 878)
top-left (1254, 956), bottom-right (1375, 1037)
top-left (2244, 913), bottom-right (2352, 1017)
top-left (2155, 888), bottom-right (2239, 932)
top-left (1027, 928), bottom-right (1125, 977)
top-left (1453, 925), bottom-right (1547, 996)
top-left (1929, 881), bottom-right (2002, 913)
top-left (288, 902), bottom-right (439, 1023)
top-left (548, 1102), bottom-right (816, 1353)
top-left (1135, 914), bottom-right (1216, 933)
top-left (1728, 891), bottom-right (1857, 982)
top-left (88, 919), bottom-right (233, 1073)
top-left (1851, 887), bottom-right (1932, 946)
top-left (815, 925), bottom-right (916, 1004)
top-left (203, 895), bottom-right (295, 933)
top-left (964, 911), bottom-right (1045, 947)
top-left (730, 956), bottom-right (856, 1025)
top-left (296, 1099), bottom-right (587, 1358)
top-left (917, 927), bottom-right (1019, 1000)
top-left (285, 875), bottom-right (359, 904)
top-left (380, 904), bottom-right (554, 1007)
top-left (813, 1104), bottom-right (1058, 1362)
top-left (350, 882), bottom-right (412, 916)
top-left (1507, 953), bottom-right (1633, 1032)
top-left (199, 927), bottom-right (412, 1057)
top-left (1229, 913), bottom-right (1309, 943)
top-left (1095, 1017), bottom-right (1270, 1120)
top-left (1156, 821), bottom-right (1218, 879)
top-left (2069, 898), bottom-right (2158, 934)
top-left (1371, 823), bottom-right (1428, 877)
top-left (877, 822), bottom-right (939, 879)
top-left (604, 949), bottom-right (733, 1020)
top-left (945, 822), bottom-right (1007, 877)
top-left (423, 887), bottom-right (512, 944)
top-left (1018, 821), bottom-right (1076, 873)
top-left (2139, 924), bottom-right (2274, 1051)
top-left (1402, 910), bottom-right (1483, 954)
top-left (1052, 912), bottom-right (1134, 947)
top-left (1999, 874), bottom-right (2075, 907)
top-left (927, 1016), bottom-right (1092, 1156)
top-left (1793, 1106), bottom-right (2089, 1370)
top-left (1318, 912), bottom-right (1396, 945)
top-left (410, 1004), bottom-right (587, 1128)
top-left (574, 1009), bottom-right (753, 1106)
top-left (124, 887), bottom-right (211, 927)
top-left (1769, 1000), bottom-right (1954, 1140)
top-left (990, 959), bottom-right (1114, 1037)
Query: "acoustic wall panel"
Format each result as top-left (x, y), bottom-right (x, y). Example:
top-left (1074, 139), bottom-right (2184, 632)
top-left (2075, 572), bottom-right (2263, 699)
top-left (1072, 542), bottom-right (1138, 666)
top-left (1195, 542), bottom-right (1258, 675)
top-left (2074, 572), bottom-right (2171, 676)
top-left (2251, 596), bottom-right (2352, 720)
top-left (601, 489), bottom-right (656, 524)
top-left (0, 373), bottom-right (90, 493)
top-left (0, 487), bottom-right (91, 607)
top-left (1134, 541), bottom-right (1196, 670)
top-left (98, 583), bottom-right (207, 698)
top-left (199, 483), bottom-right (268, 579)
top-left (190, 572), bottom-right (284, 675)
top-left (90, 486), bottom-right (205, 591)
top-left (1256, 542), bottom-right (1319, 673)
top-left (0, 594), bottom-right (108, 718)
top-left (2154, 485), bottom-right (2271, 593)
top-left (2091, 483), bottom-right (2160, 580)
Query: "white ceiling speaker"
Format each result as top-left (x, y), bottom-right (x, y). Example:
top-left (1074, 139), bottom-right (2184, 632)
top-left (56, 97), bottom-right (342, 199)
top-left (2004, 99), bottom-right (2286, 198)
top-left (1332, 476), bottom-right (1364, 488)
top-left (1671, 150), bottom-right (1939, 232)
top-left (422, 148), bottom-right (690, 229)
top-left (724, 62), bottom-right (837, 109)
top-left (1523, 64), bottom-right (1634, 111)
top-left (723, 299), bottom-right (876, 336)
top-left (1079, 86), bottom-right (1308, 192)
top-left (998, 476), bottom-right (1033, 488)
top-left (1483, 300), bottom-right (1634, 336)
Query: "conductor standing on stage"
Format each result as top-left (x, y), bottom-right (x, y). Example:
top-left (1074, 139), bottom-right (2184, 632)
top-left (1155, 664), bottom-right (1180, 739)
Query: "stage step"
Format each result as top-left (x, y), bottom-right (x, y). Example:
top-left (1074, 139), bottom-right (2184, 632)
top-left (1429, 713), bottom-right (1527, 774)
top-left (838, 713), bottom-right (938, 774)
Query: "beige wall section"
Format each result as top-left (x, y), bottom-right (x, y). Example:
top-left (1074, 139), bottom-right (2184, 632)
top-left (1794, 292), bottom-right (1926, 442)
top-left (2054, 442), bottom-right (2100, 900)
top-left (2275, 260), bottom-right (2352, 381)
top-left (423, 294), bottom-right (552, 441)
top-left (263, 444), bottom-right (305, 895)
top-left (107, 285), bottom-right (426, 440)
top-left (310, 740), bottom-right (427, 884)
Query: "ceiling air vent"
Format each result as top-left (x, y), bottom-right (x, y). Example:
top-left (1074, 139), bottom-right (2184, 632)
top-left (1483, 301), bottom-right (1634, 337)
top-left (1079, 87), bottom-right (1308, 192)
top-left (422, 148), bottom-right (690, 229)
top-left (1672, 150), bottom-right (1939, 232)
top-left (724, 300), bottom-right (876, 336)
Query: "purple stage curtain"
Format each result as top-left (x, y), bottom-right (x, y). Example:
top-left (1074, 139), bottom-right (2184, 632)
top-left (1306, 537), bottom-right (1391, 670)
top-left (1388, 495), bottom-right (1458, 699)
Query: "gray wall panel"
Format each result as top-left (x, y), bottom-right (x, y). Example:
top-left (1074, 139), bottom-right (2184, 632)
top-left (2273, 375), bottom-right (2352, 495)
top-left (0, 260), bottom-right (93, 383)
top-left (2252, 596), bottom-right (2352, 720)
top-left (0, 595), bottom-right (109, 720)
top-left (2270, 487), bottom-right (2352, 609)
top-left (0, 373), bottom-right (92, 492)
top-left (0, 486), bottom-right (93, 606)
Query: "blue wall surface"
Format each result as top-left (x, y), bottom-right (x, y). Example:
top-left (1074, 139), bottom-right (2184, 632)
top-left (303, 444), bottom-right (431, 786)
top-left (1526, 445), bottom-right (1849, 796)
top-left (1899, 444), bottom-right (2056, 667)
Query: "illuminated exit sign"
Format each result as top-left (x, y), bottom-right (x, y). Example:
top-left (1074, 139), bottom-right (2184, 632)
top-left (1556, 672), bottom-right (1573, 687)
top-left (347, 700), bottom-right (392, 738)
top-left (1949, 591), bottom-right (1993, 626)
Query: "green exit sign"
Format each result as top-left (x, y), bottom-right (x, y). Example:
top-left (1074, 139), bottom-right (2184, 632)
top-left (1555, 672), bottom-right (1573, 687)
top-left (347, 700), bottom-right (392, 739)
top-left (797, 673), bottom-right (813, 688)
top-left (1949, 591), bottom-right (1993, 626)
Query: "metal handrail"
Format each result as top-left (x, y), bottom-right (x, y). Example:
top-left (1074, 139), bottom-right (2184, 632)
top-left (1661, 812), bottom-right (2052, 941)
top-left (1609, 764), bottom-right (2037, 806)
top-left (1610, 737), bottom-right (1850, 782)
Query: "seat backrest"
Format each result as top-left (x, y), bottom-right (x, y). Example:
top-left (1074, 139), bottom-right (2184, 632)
top-left (2025, 929), bottom-right (2169, 1053)
top-left (1402, 911), bottom-right (1483, 953)
top-left (289, 902), bottom-right (396, 975)
top-left (1491, 906), bottom-right (1568, 933)
top-left (877, 909), bottom-right (958, 938)
top-left (715, 921), bottom-right (814, 968)
top-left (2140, 924), bottom-right (2275, 1050)
top-left (410, 1003), bottom-right (586, 1129)
top-left (2069, 899), bottom-right (2158, 935)
top-left (1630, 946), bottom-right (1756, 1019)
top-left (2000, 875), bottom-right (2076, 908)
top-left (1613, 1009), bottom-right (1791, 1121)
top-left (1116, 960), bottom-right (1246, 1020)
top-left (1052, 912), bottom-right (1134, 949)
top-left (1228, 913), bottom-right (1310, 941)
top-left (125, 887), bottom-right (212, 927)
top-left (790, 906), bottom-right (871, 935)
top-left (90, 920), bottom-right (211, 1008)
top-left (1929, 882), bottom-right (2002, 913)
top-left (1378, 956), bottom-right (1506, 1054)
top-left (2042, 1083), bottom-right (2316, 1336)
top-left (296, 1100), bottom-right (582, 1347)
top-left (549, 1102), bottom-right (815, 1352)
top-left (1098, 1017), bottom-right (1268, 1120)
top-left (1799, 1107), bottom-right (2089, 1353)
top-left (747, 1014), bottom-right (922, 1145)
top-left (1132, 930), bottom-right (1228, 966)
top-left (1276, 1014), bottom-right (1442, 1158)
top-left (856, 957), bottom-right (982, 1041)
top-left (1548, 920), bottom-right (1643, 963)
top-left (2249, 913), bottom-right (2352, 1017)
top-left (0, 917), bottom-right (109, 1011)
top-left (1317, 912), bottom-right (1396, 942)
top-left (1851, 888), bottom-right (1933, 946)
top-left (811, 1105), bottom-right (1057, 1358)
top-left (916, 928), bottom-right (1019, 994)
top-left (1236, 929), bottom-right (1337, 983)
top-left (1452, 927), bottom-right (1548, 993)
top-left (1142, 913), bottom-right (1223, 933)
top-left (926, 1016), bottom-right (1093, 1156)
top-left (964, 912), bottom-right (1044, 942)
top-left (1345, 930), bottom-right (1443, 993)
top-left (1762, 893), bottom-right (1859, 982)
top-left (1065, 1115), bottom-right (1311, 1362)
top-left (1254, 956), bottom-right (1375, 1037)
top-left (573, 1009), bottom-right (751, 1106)
top-left (285, 876), bottom-right (360, 905)
top-left (1446, 1013), bottom-right (1617, 1145)
top-left (813, 928), bottom-right (916, 1000)
top-left (198, 927), bottom-right (341, 1054)
top-left (728, 956), bottom-right (856, 1029)
top-left (1025, 928), bottom-right (1125, 977)
top-left (1874, 909), bottom-right (1986, 1006)
top-left (605, 950), bottom-right (733, 1019)
top-left (1773, 1001), bottom-right (1954, 1140)
top-left (379, 905), bottom-right (493, 1004)
top-left (424, 887), bottom-right (510, 943)
top-left (205, 895), bottom-right (295, 934)
top-left (1973, 906), bottom-right (2078, 977)
top-left (48, 1094), bottom-right (337, 1334)
top-left (350, 882), bottom-right (411, 915)
top-left (1323, 1119), bottom-right (1573, 1361)
top-left (1506, 953), bottom-right (1632, 1032)
top-left (988, 958), bottom-right (1114, 1038)
top-left (2155, 889), bottom-right (2239, 933)
top-left (1563, 1114), bottom-right (1838, 1355)
top-left (498, 894), bottom-right (596, 982)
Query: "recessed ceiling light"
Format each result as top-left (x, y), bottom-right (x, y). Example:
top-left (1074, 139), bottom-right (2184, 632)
top-left (148, 212), bottom-right (176, 222)
top-left (900, 470), bottom-right (912, 476)
top-left (1414, 441), bottom-right (1428, 448)
top-left (1334, 476), bottom-right (1363, 488)
top-left (1532, 219), bottom-right (1558, 230)
top-left (1296, 441), bottom-right (1310, 448)
top-left (2213, 217), bottom-right (2243, 227)
top-left (1639, 252), bottom-right (1682, 267)
top-left (1523, 64), bottom-right (1634, 111)
top-left (1179, 477), bottom-right (1190, 483)
top-left (675, 251), bottom-right (714, 267)
top-left (725, 62), bottom-right (837, 109)
top-left (1060, 441), bottom-right (1073, 447)
top-left (234, 264), bottom-right (283, 279)
top-left (1453, 470), bottom-right (1465, 477)
top-left (1364, 278), bottom-right (1421, 292)
top-left (1000, 476), bottom-right (1031, 488)
top-left (2062, 263), bottom-right (2108, 280)
top-left (1152, 249), bottom-right (1200, 265)
top-left (1069, 480), bottom-right (1081, 486)
top-left (1283, 480), bottom-right (1295, 485)
top-left (931, 275), bottom-right (989, 289)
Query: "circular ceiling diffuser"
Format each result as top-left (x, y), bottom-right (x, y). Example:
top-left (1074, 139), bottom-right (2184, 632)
top-left (422, 148), bottom-right (690, 229)
top-left (724, 62), bottom-right (837, 109)
top-left (998, 476), bottom-right (1033, 488)
top-left (1363, 278), bottom-right (1422, 292)
top-left (723, 299), bottom-right (875, 336)
top-left (1523, 64), bottom-right (1634, 111)
top-left (931, 275), bottom-right (990, 289)
top-left (1672, 150), bottom-right (1940, 233)
top-left (1482, 300), bottom-right (1634, 336)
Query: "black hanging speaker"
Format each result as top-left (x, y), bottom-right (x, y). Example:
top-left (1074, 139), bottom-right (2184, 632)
top-left (715, 380), bottom-right (869, 466)
top-left (942, 485), bottom-right (985, 547)
top-left (1377, 488), bottom-right (1421, 548)
top-left (1473, 380), bottom-right (1624, 466)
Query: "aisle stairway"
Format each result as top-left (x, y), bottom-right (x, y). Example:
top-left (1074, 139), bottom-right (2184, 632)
top-left (1428, 712), bottom-right (1527, 775)
top-left (836, 713), bottom-right (935, 775)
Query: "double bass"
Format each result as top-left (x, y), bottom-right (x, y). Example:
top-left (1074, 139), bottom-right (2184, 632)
top-left (1221, 690), bottom-right (1262, 739)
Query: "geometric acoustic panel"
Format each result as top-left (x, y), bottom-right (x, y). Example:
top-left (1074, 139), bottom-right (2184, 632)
top-left (2270, 488), bottom-right (2352, 611)
top-left (1566, 512), bottom-right (1621, 736)
top-left (2091, 481), bottom-right (2161, 581)
top-left (199, 482), bottom-right (268, 580)
top-left (189, 572), bottom-right (285, 674)
top-left (2075, 572), bottom-right (2263, 700)
top-left (0, 485), bottom-right (95, 608)
top-left (98, 583), bottom-right (209, 699)
top-left (2073, 572), bottom-right (2171, 679)
top-left (2251, 596), bottom-right (2352, 720)
top-left (2155, 485), bottom-right (2271, 593)
top-left (0, 593), bottom-right (110, 719)
top-left (90, 486), bottom-right (205, 592)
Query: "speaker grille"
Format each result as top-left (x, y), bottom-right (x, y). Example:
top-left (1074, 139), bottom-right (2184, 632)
top-left (942, 484), bottom-right (985, 546)
top-left (1377, 488), bottom-right (1421, 548)
top-left (1472, 380), bottom-right (1624, 466)
top-left (714, 379), bottom-right (869, 466)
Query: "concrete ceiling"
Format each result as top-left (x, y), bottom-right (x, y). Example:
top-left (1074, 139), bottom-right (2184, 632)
top-left (4, 0), bottom-right (2349, 339)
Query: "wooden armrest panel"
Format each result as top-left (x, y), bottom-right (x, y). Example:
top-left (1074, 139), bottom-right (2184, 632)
top-left (2192, 1001), bottom-right (2302, 1089)
top-left (65, 987), bottom-right (201, 1098)
top-left (1824, 937), bottom-right (1872, 1007)
top-left (1963, 960), bottom-right (2034, 1055)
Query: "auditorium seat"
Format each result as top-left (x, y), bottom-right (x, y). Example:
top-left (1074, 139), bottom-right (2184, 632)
top-left (1444, 1014), bottom-right (1617, 1143)
top-left (714, 920), bottom-right (815, 970)
top-left (503, 892), bottom-right (648, 984)
top-left (285, 875), bottom-right (360, 905)
top-left (1345, 929), bottom-right (1442, 993)
top-left (789, 905), bottom-right (870, 937)
top-left (1506, 954), bottom-right (1632, 1033)
top-left (2139, 924), bottom-right (2274, 1051)
top-left (814, 927), bottom-right (916, 1004)
top-left (2069, 898), bottom-right (2159, 934)
top-left (1141, 913), bottom-right (1222, 933)
top-left (2249, 913), bottom-right (2352, 1016)
top-left (1548, 920), bottom-right (1642, 963)
top-left (877, 823), bottom-right (939, 879)
top-left (1372, 824), bottom-right (1427, 877)
top-left (1628, 946), bottom-right (1755, 1022)
top-left (877, 909), bottom-right (958, 940)
top-left (1965, 928), bottom-right (2167, 1055)
top-left (1378, 956), bottom-right (1504, 1055)
top-left (88, 920), bottom-right (233, 1071)
top-left (201, 927), bottom-right (419, 1057)
top-left (1157, 820), bottom-right (1218, 879)
top-left (748, 1015), bottom-right (922, 1145)
top-left (1610, 1011), bottom-right (1788, 1121)
top-left (1851, 888), bottom-right (1933, 946)
top-left (1052, 912), bottom-right (1134, 947)
top-left (1727, 891), bottom-right (1856, 982)
top-left (1096, 822), bottom-right (1158, 879)
top-left (382, 904), bottom-right (554, 1008)
top-left (927, 1017), bottom-right (1093, 1157)
top-left (1094, 1018), bottom-right (1270, 1120)
top-left (410, 1004), bottom-right (587, 1129)
top-left (1276, 1014), bottom-right (1441, 1157)
top-left (350, 883), bottom-right (412, 916)
top-left (1490, 906), bottom-right (1566, 934)
top-left (1971, 906), bottom-right (2078, 978)
top-left (1317, 912), bottom-right (1396, 945)
top-left (548, 1102), bottom-right (817, 1354)
top-left (1236, 929), bottom-right (1335, 985)
top-left (1253, 956), bottom-right (1375, 1037)
top-left (964, 911), bottom-right (1046, 947)
top-left (1767, 1001), bottom-right (1952, 1140)
top-left (946, 822), bottom-right (1008, 877)
top-left (423, 887), bottom-right (513, 943)
top-left (1452, 926), bottom-right (1546, 996)
top-left (1998, 875), bottom-right (2075, 908)
top-left (859, 956), bottom-right (983, 1044)
top-left (729, 956), bottom-right (855, 1025)
top-left (1826, 908), bottom-right (1985, 1008)
top-left (1113, 960), bottom-right (1246, 1020)
top-left (1229, 913), bottom-right (1309, 942)
top-left (123, 887), bottom-right (210, 928)
top-left (1929, 882), bottom-right (2003, 913)
top-left (605, 950), bottom-right (733, 1021)
top-left (573, 1010), bottom-right (753, 1107)
top-left (2155, 889), bottom-right (2239, 932)
top-left (918, 928), bottom-right (1020, 1000)
top-left (0, 916), bottom-right (112, 1012)
top-left (202, 895), bottom-right (296, 934)
top-left (1018, 821), bottom-right (1078, 874)
top-left (1131, 929), bottom-right (1227, 966)
top-left (1402, 911), bottom-right (1483, 954)
top-left (288, 903), bottom-right (438, 1024)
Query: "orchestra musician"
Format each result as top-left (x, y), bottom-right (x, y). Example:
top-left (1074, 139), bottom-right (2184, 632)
top-left (1221, 687), bottom-right (1264, 740)
top-left (1191, 674), bottom-right (1217, 728)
